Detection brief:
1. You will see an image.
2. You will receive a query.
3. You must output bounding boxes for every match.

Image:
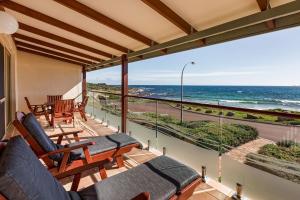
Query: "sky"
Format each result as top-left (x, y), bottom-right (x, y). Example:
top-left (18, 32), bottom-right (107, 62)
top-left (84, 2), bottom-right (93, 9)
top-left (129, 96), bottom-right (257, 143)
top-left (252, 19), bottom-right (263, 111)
top-left (87, 26), bottom-right (300, 86)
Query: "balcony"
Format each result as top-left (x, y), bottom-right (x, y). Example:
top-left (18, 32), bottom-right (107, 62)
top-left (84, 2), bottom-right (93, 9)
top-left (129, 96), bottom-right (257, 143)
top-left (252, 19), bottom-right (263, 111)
top-left (21, 112), bottom-right (229, 200)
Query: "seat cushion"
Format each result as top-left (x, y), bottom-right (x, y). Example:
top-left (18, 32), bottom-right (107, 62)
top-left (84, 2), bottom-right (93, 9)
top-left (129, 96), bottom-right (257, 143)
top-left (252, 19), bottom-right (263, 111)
top-left (69, 133), bottom-right (142, 158)
top-left (22, 113), bottom-right (62, 161)
top-left (78, 156), bottom-right (200, 200)
top-left (0, 136), bottom-right (71, 200)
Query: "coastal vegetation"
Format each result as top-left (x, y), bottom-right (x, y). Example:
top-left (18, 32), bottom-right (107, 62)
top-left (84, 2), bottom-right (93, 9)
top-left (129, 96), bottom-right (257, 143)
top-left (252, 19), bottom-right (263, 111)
top-left (259, 140), bottom-right (300, 163)
top-left (95, 98), bottom-right (258, 152)
top-left (246, 140), bottom-right (300, 183)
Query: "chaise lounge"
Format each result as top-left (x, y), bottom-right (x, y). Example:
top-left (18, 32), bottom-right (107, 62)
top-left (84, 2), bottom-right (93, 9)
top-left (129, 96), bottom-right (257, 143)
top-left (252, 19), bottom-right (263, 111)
top-left (0, 136), bottom-right (201, 200)
top-left (13, 112), bottom-right (142, 190)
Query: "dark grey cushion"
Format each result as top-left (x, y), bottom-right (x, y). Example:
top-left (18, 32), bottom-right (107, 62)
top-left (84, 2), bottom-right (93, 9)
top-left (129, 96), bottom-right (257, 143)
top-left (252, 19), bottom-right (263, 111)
top-left (22, 113), bottom-right (62, 161)
top-left (70, 134), bottom-right (142, 158)
top-left (0, 136), bottom-right (71, 200)
top-left (78, 156), bottom-right (200, 200)
top-left (22, 113), bottom-right (81, 163)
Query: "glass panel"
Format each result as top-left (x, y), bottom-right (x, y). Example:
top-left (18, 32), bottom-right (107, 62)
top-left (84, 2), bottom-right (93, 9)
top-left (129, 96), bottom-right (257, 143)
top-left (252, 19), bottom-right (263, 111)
top-left (87, 89), bottom-right (300, 200)
top-left (127, 97), bottom-right (157, 149)
top-left (219, 107), bottom-right (300, 199)
top-left (124, 95), bottom-right (300, 200)
top-left (86, 91), bottom-right (121, 131)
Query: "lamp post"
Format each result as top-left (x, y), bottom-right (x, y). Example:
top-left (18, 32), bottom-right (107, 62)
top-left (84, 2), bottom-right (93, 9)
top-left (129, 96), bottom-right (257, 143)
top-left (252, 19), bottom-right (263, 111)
top-left (180, 61), bottom-right (195, 124)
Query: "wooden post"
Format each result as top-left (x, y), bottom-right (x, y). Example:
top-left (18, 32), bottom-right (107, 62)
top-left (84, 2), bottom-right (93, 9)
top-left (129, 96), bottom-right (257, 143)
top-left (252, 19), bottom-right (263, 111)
top-left (82, 66), bottom-right (87, 101)
top-left (121, 54), bottom-right (128, 133)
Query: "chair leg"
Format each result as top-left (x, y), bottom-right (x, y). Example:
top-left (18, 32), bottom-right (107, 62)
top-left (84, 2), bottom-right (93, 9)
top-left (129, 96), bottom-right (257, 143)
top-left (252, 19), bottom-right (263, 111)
top-left (80, 111), bottom-right (88, 121)
top-left (99, 165), bottom-right (108, 179)
top-left (83, 112), bottom-right (87, 121)
top-left (44, 111), bottom-right (51, 126)
top-left (115, 155), bottom-right (125, 168)
top-left (51, 114), bottom-right (54, 128)
top-left (70, 173), bottom-right (81, 191)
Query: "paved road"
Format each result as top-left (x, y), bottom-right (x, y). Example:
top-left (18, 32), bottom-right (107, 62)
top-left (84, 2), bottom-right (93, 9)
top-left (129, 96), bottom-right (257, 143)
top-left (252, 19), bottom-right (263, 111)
top-left (129, 102), bottom-right (300, 142)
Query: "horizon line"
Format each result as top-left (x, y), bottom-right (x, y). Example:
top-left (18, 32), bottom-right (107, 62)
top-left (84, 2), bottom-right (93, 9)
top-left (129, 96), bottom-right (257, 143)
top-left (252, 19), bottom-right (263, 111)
top-left (87, 82), bottom-right (300, 87)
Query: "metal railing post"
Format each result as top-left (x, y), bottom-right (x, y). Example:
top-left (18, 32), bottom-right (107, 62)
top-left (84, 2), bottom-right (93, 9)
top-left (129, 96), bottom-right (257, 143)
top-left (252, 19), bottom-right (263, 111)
top-left (201, 166), bottom-right (207, 183)
top-left (92, 91), bottom-right (95, 117)
top-left (147, 140), bottom-right (150, 150)
top-left (155, 100), bottom-right (158, 138)
top-left (163, 147), bottom-right (166, 155)
top-left (232, 183), bottom-right (243, 200)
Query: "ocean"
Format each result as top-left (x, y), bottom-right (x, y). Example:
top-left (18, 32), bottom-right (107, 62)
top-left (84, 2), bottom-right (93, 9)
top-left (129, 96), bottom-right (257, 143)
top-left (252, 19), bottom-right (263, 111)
top-left (129, 85), bottom-right (300, 111)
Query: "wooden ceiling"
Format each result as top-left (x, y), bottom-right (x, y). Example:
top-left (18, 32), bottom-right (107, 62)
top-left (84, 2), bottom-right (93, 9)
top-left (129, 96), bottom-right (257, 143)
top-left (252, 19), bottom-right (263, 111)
top-left (0, 0), bottom-right (297, 69)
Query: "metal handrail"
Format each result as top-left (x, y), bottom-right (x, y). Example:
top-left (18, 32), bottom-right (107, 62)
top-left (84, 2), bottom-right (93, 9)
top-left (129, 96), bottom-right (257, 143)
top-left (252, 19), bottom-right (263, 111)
top-left (89, 89), bottom-right (300, 119)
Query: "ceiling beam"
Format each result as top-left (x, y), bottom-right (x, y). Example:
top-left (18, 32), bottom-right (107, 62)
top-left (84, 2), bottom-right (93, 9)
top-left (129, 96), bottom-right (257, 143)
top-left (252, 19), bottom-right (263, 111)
top-left (54, 0), bottom-right (156, 46)
top-left (13, 33), bottom-right (102, 62)
top-left (17, 46), bottom-right (85, 66)
top-left (18, 22), bottom-right (112, 58)
top-left (141, 0), bottom-right (196, 34)
top-left (256, 0), bottom-right (276, 29)
top-left (257, 0), bottom-right (270, 10)
top-left (88, 0), bottom-right (300, 70)
top-left (1, 0), bottom-right (130, 53)
top-left (16, 40), bottom-right (93, 64)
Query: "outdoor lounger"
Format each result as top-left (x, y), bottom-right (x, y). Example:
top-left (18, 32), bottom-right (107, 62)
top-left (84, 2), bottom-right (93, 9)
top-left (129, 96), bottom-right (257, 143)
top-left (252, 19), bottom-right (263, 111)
top-left (13, 112), bottom-right (142, 191)
top-left (0, 136), bottom-right (201, 200)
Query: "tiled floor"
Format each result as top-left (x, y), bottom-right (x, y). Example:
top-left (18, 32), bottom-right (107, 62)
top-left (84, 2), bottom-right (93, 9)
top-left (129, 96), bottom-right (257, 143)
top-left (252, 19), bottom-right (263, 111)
top-left (40, 114), bottom-right (231, 200)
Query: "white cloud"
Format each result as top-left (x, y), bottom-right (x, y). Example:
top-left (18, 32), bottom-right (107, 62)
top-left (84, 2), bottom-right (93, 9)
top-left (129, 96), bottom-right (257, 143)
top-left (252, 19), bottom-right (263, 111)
top-left (142, 71), bottom-right (259, 79)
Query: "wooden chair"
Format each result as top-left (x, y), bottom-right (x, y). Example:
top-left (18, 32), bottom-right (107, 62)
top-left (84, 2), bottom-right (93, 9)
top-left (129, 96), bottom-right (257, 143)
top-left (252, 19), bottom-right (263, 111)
top-left (75, 96), bottom-right (89, 121)
top-left (0, 136), bottom-right (201, 200)
top-left (51, 99), bottom-right (75, 127)
top-left (24, 97), bottom-right (50, 123)
top-left (13, 112), bottom-right (142, 191)
top-left (47, 95), bottom-right (62, 104)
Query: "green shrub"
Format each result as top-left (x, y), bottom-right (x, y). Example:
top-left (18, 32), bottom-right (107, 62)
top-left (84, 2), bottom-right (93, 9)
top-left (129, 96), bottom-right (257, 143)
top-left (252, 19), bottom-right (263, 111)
top-left (245, 114), bottom-right (258, 120)
top-left (196, 108), bottom-right (202, 112)
top-left (259, 141), bottom-right (300, 162)
top-left (218, 111), bottom-right (223, 115)
top-left (259, 144), bottom-right (297, 161)
top-left (276, 116), bottom-right (293, 122)
top-left (205, 109), bottom-right (212, 114)
top-left (186, 121), bottom-right (258, 151)
top-left (226, 112), bottom-right (234, 117)
top-left (188, 107), bottom-right (192, 110)
top-left (277, 140), bottom-right (300, 148)
top-left (288, 121), bottom-right (300, 125)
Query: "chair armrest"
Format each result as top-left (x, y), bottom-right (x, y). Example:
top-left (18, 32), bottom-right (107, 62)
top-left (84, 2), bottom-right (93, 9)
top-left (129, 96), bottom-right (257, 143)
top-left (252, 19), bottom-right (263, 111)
top-left (48, 130), bottom-right (83, 138)
top-left (39, 141), bottom-right (95, 159)
top-left (40, 141), bottom-right (95, 173)
top-left (49, 130), bottom-right (83, 144)
top-left (132, 192), bottom-right (150, 200)
top-left (30, 104), bottom-right (46, 107)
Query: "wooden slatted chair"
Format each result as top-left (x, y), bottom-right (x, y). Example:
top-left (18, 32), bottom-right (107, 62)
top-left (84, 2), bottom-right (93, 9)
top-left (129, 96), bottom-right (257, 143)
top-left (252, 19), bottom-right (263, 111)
top-left (24, 97), bottom-right (50, 123)
top-left (47, 95), bottom-right (63, 104)
top-left (75, 96), bottom-right (89, 121)
top-left (0, 136), bottom-right (201, 200)
top-left (13, 112), bottom-right (142, 191)
top-left (51, 99), bottom-right (75, 127)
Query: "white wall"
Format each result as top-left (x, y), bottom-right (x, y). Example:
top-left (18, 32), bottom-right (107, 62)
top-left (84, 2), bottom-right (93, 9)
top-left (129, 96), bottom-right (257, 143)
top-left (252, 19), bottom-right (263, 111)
top-left (17, 51), bottom-right (82, 112)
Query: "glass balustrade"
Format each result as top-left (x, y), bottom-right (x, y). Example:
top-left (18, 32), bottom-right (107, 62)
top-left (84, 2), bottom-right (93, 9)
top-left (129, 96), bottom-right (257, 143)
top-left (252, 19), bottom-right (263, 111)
top-left (87, 90), bottom-right (300, 200)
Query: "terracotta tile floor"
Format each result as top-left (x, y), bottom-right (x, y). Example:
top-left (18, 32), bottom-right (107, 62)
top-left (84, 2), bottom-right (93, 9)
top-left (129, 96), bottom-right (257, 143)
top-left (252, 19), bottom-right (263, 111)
top-left (40, 114), bottom-right (231, 200)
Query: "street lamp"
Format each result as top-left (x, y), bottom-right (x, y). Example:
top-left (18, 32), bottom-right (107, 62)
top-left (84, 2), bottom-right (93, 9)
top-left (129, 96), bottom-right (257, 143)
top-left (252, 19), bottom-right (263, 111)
top-left (180, 61), bottom-right (195, 124)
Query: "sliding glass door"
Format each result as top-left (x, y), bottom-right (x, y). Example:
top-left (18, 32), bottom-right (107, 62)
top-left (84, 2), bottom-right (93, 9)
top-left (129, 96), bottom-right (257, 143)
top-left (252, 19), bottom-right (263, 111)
top-left (0, 44), bottom-right (12, 139)
top-left (0, 45), bottom-right (5, 139)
